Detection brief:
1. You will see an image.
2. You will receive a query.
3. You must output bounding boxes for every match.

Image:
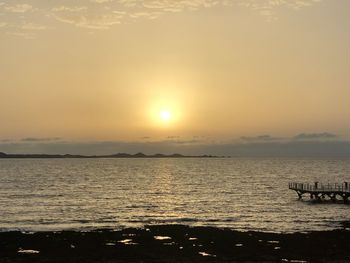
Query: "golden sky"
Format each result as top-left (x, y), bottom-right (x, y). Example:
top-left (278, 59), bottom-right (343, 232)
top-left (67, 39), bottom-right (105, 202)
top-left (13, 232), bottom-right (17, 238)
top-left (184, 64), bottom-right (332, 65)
top-left (1, 0), bottom-right (350, 146)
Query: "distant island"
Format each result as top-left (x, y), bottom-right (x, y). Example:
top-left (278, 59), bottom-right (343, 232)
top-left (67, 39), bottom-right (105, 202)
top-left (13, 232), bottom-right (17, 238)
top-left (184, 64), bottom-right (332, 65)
top-left (0, 152), bottom-right (222, 159)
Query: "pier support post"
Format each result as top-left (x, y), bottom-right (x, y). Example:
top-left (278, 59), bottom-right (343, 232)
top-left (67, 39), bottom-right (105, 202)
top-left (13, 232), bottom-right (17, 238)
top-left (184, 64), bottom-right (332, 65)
top-left (296, 191), bottom-right (302, 199)
top-left (330, 194), bottom-right (336, 203)
top-left (315, 194), bottom-right (321, 201)
top-left (341, 194), bottom-right (349, 204)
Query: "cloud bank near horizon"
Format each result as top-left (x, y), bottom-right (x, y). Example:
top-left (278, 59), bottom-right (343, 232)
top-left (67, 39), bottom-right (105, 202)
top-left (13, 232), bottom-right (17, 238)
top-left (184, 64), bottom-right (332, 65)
top-left (1, 132), bottom-right (349, 157)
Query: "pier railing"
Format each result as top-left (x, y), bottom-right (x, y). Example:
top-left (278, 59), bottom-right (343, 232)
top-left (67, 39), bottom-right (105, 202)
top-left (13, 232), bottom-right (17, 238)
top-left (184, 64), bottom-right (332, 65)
top-left (289, 182), bottom-right (350, 193)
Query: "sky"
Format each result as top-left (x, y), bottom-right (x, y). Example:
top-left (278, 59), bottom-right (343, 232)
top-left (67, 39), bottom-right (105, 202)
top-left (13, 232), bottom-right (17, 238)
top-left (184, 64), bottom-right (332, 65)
top-left (1, 0), bottom-right (350, 155)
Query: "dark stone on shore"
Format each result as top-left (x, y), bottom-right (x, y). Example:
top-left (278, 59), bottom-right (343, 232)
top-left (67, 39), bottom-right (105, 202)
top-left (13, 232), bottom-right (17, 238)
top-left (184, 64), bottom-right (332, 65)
top-left (1, 225), bottom-right (350, 262)
top-left (340, 221), bottom-right (350, 229)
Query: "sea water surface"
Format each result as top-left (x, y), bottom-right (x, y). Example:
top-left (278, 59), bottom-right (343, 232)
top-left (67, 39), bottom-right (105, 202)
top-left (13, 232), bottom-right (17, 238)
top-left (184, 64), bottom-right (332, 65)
top-left (0, 158), bottom-right (349, 233)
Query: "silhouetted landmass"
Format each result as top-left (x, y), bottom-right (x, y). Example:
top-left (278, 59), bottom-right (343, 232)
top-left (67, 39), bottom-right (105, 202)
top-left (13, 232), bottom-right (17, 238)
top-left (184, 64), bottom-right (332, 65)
top-left (1, 224), bottom-right (350, 262)
top-left (0, 152), bottom-right (221, 159)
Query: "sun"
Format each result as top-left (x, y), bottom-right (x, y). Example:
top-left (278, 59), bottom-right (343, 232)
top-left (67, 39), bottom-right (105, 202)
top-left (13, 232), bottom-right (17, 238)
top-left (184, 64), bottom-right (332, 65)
top-left (149, 101), bottom-right (179, 127)
top-left (160, 110), bottom-right (171, 121)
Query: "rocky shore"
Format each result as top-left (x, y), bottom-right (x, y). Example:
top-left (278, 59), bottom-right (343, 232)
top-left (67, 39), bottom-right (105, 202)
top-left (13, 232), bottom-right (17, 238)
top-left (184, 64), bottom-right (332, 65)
top-left (1, 224), bottom-right (350, 262)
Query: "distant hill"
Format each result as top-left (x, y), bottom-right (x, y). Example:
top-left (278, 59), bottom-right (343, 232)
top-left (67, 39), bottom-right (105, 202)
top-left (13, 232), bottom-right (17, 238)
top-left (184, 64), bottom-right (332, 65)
top-left (0, 152), bottom-right (220, 159)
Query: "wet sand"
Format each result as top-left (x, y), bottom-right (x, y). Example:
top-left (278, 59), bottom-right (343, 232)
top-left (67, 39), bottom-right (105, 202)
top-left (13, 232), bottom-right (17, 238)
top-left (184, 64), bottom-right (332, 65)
top-left (1, 224), bottom-right (350, 262)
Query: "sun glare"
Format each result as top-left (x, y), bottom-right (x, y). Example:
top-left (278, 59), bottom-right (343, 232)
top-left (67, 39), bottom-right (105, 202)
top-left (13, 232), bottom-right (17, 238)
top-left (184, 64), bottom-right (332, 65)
top-left (160, 110), bottom-right (171, 121)
top-left (148, 98), bottom-right (181, 127)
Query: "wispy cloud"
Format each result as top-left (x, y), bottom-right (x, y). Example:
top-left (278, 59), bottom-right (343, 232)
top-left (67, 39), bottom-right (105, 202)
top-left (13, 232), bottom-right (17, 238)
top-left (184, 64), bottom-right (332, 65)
top-left (0, 0), bottom-right (323, 38)
top-left (240, 132), bottom-right (337, 143)
top-left (52, 13), bottom-right (124, 29)
top-left (52, 6), bottom-right (88, 12)
top-left (240, 135), bottom-right (282, 142)
top-left (293, 132), bottom-right (337, 140)
top-left (167, 136), bottom-right (180, 139)
top-left (6, 31), bottom-right (36, 39)
top-left (21, 137), bottom-right (62, 142)
top-left (4, 3), bottom-right (33, 13)
top-left (234, 0), bottom-right (322, 21)
top-left (20, 22), bottom-right (48, 31)
top-left (91, 0), bottom-right (114, 3)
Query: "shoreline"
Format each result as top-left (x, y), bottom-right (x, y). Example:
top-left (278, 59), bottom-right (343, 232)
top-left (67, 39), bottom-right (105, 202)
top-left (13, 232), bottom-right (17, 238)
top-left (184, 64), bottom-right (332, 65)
top-left (1, 224), bottom-right (350, 262)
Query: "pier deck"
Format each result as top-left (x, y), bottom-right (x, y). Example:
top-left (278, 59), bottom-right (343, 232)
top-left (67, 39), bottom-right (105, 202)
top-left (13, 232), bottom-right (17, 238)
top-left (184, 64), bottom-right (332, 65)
top-left (289, 182), bottom-right (350, 203)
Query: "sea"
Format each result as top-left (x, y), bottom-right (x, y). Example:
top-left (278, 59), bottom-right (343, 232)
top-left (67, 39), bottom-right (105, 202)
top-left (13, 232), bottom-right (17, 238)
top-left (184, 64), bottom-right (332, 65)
top-left (0, 158), bottom-right (349, 233)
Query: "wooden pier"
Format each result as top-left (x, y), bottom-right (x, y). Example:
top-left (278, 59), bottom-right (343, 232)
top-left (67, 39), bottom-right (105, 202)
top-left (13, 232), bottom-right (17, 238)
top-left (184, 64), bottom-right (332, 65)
top-left (289, 182), bottom-right (350, 203)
